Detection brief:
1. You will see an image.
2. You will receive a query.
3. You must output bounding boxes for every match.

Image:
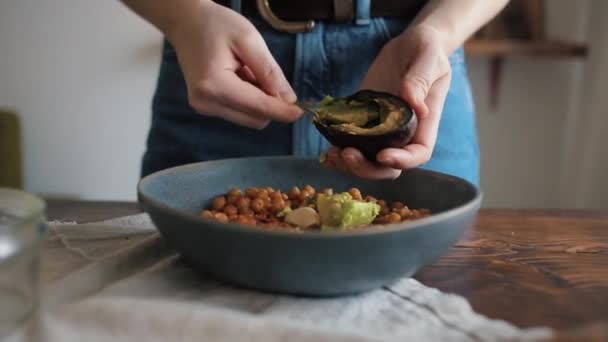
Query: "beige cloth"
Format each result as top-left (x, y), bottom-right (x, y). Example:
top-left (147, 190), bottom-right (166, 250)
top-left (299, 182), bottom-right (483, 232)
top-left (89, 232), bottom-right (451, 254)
top-left (7, 214), bottom-right (552, 342)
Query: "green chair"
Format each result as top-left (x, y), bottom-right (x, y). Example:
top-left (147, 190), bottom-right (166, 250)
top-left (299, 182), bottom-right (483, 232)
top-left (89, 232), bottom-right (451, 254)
top-left (0, 110), bottom-right (24, 189)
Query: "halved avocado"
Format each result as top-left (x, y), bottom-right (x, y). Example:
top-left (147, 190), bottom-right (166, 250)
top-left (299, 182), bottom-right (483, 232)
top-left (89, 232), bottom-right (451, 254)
top-left (312, 90), bottom-right (417, 162)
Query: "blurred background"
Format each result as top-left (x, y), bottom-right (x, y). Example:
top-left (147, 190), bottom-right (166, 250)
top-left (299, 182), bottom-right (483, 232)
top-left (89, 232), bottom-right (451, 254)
top-left (0, 0), bottom-right (606, 208)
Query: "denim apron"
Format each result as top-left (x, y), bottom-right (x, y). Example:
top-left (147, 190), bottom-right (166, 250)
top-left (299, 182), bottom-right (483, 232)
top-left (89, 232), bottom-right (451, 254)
top-left (141, 2), bottom-right (480, 186)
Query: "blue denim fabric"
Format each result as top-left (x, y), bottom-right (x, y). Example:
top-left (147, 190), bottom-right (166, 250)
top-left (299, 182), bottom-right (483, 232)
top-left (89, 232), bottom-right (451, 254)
top-left (141, 13), bottom-right (480, 186)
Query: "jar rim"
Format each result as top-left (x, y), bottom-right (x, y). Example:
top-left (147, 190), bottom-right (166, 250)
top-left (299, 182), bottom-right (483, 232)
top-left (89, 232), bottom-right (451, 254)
top-left (0, 188), bottom-right (46, 228)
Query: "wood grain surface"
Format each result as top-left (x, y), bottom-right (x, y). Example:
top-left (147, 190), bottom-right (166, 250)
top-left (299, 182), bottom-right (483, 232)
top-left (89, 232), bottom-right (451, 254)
top-left (414, 209), bottom-right (608, 332)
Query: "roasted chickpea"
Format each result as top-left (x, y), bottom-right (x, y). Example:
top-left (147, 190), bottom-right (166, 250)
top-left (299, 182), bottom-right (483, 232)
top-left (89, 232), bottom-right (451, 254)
top-left (420, 209), bottom-right (431, 216)
top-left (212, 196), bottom-right (226, 211)
top-left (257, 189), bottom-right (269, 199)
top-left (241, 208), bottom-right (254, 217)
top-left (289, 198), bottom-right (300, 208)
top-left (321, 188), bottom-right (333, 196)
top-left (380, 206), bottom-right (390, 216)
top-left (271, 198), bottom-right (286, 212)
top-left (255, 212), bottom-right (268, 221)
top-left (223, 204), bottom-right (238, 217)
top-left (200, 210), bottom-right (214, 218)
top-left (282, 193), bottom-right (288, 200)
top-left (303, 185), bottom-right (316, 196)
top-left (365, 195), bottom-right (377, 203)
top-left (236, 197), bottom-right (250, 213)
top-left (300, 189), bottom-right (312, 199)
top-left (227, 195), bottom-right (240, 204)
top-left (387, 212), bottom-right (401, 223)
top-left (348, 188), bottom-right (362, 200)
top-left (235, 215), bottom-right (251, 225)
top-left (288, 186), bottom-right (301, 200)
top-left (251, 198), bottom-right (265, 213)
top-left (246, 188), bottom-right (259, 198)
top-left (270, 191), bottom-right (283, 200)
top-left (392, 201), bottom-right (405, 210)
top-left (267, 218), bottom-right (280, 225)
top-left (411, 209), bottom-right (421, 218)
top-left (213, 212), bottom-right (229, 223)
top-left (263, 197), bottom-right (272, 209)
top-left (398, 208), bottom-right (411, 218)
top-left (227, 188), bottom-right (242, 197)
top-left (375, 215), bottom-right (388, 224)
top-left (378, 199), bottom-right (387, 208)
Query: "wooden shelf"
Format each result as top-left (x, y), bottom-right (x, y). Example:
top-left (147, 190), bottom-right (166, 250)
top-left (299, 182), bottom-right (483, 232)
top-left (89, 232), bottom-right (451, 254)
top-left (465, 39), bottom-right (588, 58)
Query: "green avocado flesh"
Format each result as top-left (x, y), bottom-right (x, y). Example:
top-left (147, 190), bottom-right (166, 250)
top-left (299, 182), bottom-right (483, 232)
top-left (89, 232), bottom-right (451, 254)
top-left (316, 96), bottom-right (379, 127)
top-left (316, 192), bottom-right (380, 230)
top-left (315, 95), bottom-right (403, 135)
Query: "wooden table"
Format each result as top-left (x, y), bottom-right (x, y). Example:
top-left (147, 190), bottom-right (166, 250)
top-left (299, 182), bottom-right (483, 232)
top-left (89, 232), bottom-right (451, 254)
top-left (47, 200), bottom-right (608, 340)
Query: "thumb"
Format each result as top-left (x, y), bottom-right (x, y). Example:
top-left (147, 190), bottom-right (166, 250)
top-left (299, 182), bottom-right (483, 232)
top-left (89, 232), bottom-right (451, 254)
top-left (235, 33), bottom-right (297, 103)
top-left (401, 48), bottom-right (441, 118)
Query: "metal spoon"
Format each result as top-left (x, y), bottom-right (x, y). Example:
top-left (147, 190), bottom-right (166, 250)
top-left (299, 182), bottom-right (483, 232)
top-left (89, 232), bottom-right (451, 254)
top-left (295, 101), bottom-right (319, 115)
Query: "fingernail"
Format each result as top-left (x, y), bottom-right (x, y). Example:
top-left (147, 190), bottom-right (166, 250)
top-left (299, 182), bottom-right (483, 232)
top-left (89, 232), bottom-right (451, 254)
top-left (319, 152), bottom-right (327, 163)
top-left (378, 156), bottom-right (393, 164)
top-left (279, 90), bottom-right (297, 103)
top-left (344, 153), bottom-right (357, 163)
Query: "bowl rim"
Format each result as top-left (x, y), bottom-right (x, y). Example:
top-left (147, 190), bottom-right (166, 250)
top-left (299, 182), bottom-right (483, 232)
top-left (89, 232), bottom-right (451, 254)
top-left (137, 156), bottom-right (483, 239)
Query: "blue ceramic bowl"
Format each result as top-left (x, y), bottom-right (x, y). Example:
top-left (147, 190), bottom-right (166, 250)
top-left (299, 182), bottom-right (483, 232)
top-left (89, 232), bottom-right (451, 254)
top-left (137, 157), bottom-right (481, 296)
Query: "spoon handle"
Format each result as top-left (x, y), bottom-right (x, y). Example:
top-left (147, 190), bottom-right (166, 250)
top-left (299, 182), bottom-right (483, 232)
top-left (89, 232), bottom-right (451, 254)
top-left (295, 101), bottom-right (318, 114)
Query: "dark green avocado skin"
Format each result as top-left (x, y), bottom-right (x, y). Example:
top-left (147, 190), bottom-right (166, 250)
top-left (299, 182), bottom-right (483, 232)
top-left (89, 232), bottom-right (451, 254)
top-left (314, 90), bottom-right (418, 162)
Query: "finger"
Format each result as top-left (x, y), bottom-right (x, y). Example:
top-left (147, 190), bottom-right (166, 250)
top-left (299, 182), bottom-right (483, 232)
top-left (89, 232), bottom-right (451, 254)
top-left (197, 72), bottom-right (304, 123)
top-left (400, 47), bottom-right (446, 118)
top-left (341, 148), bottom-right (401, 180)
top-left (322, 157), bottom-right (336, 169)
top-left (236, 65), bottom-right (258, 85)
top-left (379, 74), bottom-right (450, 169)
top-left (235, 34), bottom-right (297, 103)
top-left (193, 99), bottom-right (270, 129)
top-left (326, 147), bottom-right (348, 172)
top-left (377, 145), bottom-right (431, 170)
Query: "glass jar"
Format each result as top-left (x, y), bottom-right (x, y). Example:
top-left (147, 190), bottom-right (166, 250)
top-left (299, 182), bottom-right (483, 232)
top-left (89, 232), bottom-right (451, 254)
top-left (0, 188), bottom-right (46, 338)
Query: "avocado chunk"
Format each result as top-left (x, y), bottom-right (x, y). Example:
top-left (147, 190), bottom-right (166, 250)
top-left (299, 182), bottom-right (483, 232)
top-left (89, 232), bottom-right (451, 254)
top-left (316, 192), bottom-right (380, 230)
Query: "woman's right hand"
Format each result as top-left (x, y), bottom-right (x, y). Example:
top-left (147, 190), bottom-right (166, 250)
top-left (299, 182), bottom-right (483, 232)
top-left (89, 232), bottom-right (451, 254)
top-left (165, 0), bottom-right (303, 129)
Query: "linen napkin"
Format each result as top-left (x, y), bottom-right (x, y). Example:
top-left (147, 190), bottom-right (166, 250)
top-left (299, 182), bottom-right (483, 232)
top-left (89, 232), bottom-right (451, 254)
top-left (6, 214), bottom-right (552, 342)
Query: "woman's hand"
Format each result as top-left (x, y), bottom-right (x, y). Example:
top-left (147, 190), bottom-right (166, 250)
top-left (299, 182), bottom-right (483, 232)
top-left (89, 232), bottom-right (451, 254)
top-left (324, 25), bottom-right (452, 179)
top-left (166, 1), bottom-right (303, 129)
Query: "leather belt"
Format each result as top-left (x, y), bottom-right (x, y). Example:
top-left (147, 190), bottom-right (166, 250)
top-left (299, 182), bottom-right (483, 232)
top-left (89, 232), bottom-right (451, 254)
top-left (214, 0), bottom-right (426, 33)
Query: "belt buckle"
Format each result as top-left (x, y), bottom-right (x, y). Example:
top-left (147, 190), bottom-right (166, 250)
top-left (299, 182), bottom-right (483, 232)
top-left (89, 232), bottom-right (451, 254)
top-left (256, 0), bottom-right (315, 33)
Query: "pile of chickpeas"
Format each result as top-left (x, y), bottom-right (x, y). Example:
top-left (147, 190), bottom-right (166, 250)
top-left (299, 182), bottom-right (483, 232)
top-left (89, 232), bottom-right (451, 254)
top-left (199, 185), bottom-right (431, 230)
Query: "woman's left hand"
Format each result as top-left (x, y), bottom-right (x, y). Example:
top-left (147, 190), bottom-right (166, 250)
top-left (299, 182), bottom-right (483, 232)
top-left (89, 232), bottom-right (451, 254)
top-left (323, 25), bottom-right (452, 179)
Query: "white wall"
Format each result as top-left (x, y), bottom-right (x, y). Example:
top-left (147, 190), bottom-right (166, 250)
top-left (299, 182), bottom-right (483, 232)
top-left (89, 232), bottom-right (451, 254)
top-left (0, 0), bottom-right (162, 200)
top-left (570, 0), bottom-right (608, 209)
top-left (1, 0), bottom-right (605, 207)
top-left (469, 0), bottom-right (594, 208)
